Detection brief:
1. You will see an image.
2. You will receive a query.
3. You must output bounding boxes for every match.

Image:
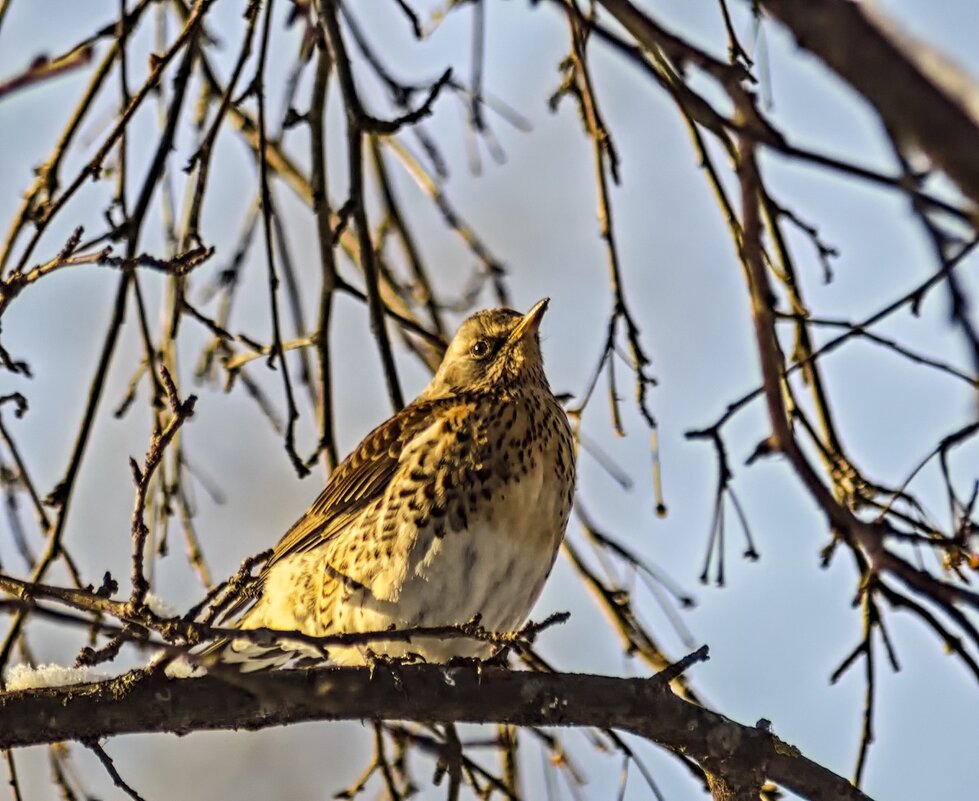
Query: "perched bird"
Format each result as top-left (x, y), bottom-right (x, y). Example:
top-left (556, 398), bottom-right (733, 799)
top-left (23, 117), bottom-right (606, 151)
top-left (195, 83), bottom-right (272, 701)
top-left (174, 299), bottom-right (575, 673)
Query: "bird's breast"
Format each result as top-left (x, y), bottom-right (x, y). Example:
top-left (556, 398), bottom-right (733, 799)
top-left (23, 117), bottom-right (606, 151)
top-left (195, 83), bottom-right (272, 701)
top-left (304, 391), bottom-right (574, 663)
top-left (402, 392), bottom-right (574, 623)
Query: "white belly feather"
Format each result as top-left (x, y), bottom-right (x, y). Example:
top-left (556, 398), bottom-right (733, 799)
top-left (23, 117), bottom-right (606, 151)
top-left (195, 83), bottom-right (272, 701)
top-left (327, 455), bottom-right (564, 664)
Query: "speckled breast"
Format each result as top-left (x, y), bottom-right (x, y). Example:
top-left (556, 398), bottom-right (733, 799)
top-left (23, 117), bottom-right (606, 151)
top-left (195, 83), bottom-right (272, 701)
top-left (326, 388), bottom-right (575, 664)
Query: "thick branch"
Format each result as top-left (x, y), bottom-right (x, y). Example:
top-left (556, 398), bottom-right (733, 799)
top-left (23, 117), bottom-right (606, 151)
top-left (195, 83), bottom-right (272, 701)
top-left (759, 0), bottom-right (979, 208)
top-left (0, 662), bottom-right (869, 801)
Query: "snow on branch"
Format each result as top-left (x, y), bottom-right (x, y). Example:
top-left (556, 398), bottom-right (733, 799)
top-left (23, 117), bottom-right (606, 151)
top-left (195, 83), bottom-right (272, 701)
top-left (0, 655), bottom-right (871, 801)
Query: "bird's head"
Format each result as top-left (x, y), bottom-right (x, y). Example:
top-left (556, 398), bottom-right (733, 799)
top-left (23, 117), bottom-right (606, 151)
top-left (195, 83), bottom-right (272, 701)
top-left (425, 298), bottom-right (551, 397)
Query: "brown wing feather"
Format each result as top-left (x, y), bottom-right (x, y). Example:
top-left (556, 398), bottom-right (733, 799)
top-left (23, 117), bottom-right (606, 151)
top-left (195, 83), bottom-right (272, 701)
top-left (213, 393), bottom-right (486, 626)
top-left (217, 399), bottom-right (455, 626)
top-left (265, 396), bottom-right (461, 569)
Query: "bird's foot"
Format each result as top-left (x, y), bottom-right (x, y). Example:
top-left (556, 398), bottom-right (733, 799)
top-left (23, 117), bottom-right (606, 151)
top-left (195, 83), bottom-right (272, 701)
top-left (443, 654), bottom-right (495, 682)
top-left (363, 649), bottom-right (424, 691)
top-left (483, 645), bottom-right (512, 668)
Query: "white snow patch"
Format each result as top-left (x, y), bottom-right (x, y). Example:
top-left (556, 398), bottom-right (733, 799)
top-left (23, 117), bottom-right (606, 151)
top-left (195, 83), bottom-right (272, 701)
top-left (5, 663), bottom-right (107, 691)
top-left (144, 592), bottom-right (178, 618)
top-left (162, 655), bottom-right (206, 679)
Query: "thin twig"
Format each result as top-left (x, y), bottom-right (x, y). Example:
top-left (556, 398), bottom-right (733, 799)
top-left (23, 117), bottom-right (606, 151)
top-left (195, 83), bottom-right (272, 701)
top-left (128, 367), bottom-right (197, 612)
top-left (82, 741), bottom-right (147, 801)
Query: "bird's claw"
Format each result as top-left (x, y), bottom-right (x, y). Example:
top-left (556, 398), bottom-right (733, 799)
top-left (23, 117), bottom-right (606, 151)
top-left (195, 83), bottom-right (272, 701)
top-left (364, 649), bottom-right (424, 691)
top-left (483, 645), bottom-right (512, 668)
top-left (443, 654), bottom-right (491, 682)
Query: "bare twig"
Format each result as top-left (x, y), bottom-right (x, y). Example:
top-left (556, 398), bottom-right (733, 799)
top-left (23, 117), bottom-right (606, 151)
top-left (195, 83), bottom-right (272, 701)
top-left (82, 741), bottom-right (146, 801)
top-left (0, 46), bottom-right (94, 101)
top-left (128, 367), bottom-right (197, 612)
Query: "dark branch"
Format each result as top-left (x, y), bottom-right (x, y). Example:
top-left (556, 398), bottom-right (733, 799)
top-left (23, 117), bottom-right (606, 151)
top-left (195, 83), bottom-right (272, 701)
top-left (0, 660), bottom-right (869, 801)
top-left (758, 0), bottom-right (979, 208)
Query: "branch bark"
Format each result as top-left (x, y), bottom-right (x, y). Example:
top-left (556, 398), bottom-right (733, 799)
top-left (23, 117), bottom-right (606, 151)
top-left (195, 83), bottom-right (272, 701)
top-left (0, 661), bottom-right (870, 801)
top-left (758, 0), bottom-right (979, 208)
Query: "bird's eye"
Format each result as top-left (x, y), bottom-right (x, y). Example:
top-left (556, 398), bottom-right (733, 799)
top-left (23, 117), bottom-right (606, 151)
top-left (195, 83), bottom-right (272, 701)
top-left (469, 340), bottom-right (490, 360)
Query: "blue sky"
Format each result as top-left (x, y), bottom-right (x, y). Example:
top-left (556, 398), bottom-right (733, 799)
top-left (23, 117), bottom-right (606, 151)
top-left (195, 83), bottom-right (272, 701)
top-left (1, 1), bottom-right (977, 799)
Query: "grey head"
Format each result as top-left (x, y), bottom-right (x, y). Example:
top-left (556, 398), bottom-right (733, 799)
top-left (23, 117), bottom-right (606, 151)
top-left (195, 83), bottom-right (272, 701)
top-left (423, 299), bottom-right (551, 397)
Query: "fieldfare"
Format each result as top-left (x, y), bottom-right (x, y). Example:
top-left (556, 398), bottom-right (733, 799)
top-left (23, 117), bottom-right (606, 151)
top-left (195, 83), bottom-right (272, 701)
top-left (174, 298), bottom-right (575, 672)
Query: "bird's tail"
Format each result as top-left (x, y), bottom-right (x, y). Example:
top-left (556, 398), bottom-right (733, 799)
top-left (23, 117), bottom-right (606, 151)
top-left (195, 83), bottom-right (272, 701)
top-left (161, 605), bottom-right (322, 677)
top-left (162, 636), bottom-right (297, 677)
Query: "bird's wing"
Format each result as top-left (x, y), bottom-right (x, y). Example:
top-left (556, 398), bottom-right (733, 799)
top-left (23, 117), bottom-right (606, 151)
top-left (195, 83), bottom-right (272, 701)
top-left (266, 395), bottom-right (469, 568)
top-left (216, 397), bottom-right (462, 626)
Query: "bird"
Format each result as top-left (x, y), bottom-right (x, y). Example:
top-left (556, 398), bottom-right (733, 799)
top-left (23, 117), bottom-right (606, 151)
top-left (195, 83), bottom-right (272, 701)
top-left (170, 298), bottom-right (575, 674)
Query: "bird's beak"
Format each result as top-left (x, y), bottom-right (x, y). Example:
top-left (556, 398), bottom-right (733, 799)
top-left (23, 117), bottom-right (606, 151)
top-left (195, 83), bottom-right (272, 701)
top-left (509, 298), bottom-right (550, 343)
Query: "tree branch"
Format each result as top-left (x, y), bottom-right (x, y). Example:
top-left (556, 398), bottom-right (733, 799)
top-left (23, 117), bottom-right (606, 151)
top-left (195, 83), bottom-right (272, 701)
top-left (758, 0), bottom-right (979, 208)
top-left (0, 659), bottom-right (870, 801)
